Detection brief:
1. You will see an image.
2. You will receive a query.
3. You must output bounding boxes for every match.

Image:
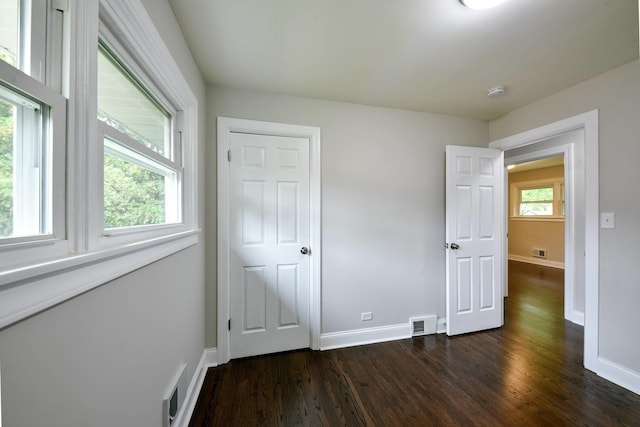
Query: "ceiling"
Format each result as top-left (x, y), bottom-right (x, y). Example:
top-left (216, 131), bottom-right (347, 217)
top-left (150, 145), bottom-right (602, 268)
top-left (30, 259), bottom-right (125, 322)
top-left (168, 0), bottom-right (639, 121)
top-left (507, 155), bottom-right (563, 174)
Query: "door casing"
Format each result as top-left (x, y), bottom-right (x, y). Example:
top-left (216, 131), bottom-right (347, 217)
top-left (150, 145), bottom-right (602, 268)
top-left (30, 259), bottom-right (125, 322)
top-left (217, 117), bottom-right (322, 364)
top-left (490, 110), bottom-right (599, 372)
top-left (504, 137), bottom-right (581, 325)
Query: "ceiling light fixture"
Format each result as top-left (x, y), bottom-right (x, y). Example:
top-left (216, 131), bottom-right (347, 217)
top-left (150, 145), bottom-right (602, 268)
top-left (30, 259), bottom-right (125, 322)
top-left (459, 0), bottom-right (509, 10)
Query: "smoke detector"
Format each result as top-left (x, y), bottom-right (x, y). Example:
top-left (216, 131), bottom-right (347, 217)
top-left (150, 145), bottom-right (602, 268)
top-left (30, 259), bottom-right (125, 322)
top-left (459, 0), bottom-right (509, 10)
top-left (487, 86), bottom-right (506, 98)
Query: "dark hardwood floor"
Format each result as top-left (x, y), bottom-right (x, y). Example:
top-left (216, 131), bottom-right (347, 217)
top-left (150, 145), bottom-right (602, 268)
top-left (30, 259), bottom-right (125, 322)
top-left (189, 261), bottom-right (640, 426)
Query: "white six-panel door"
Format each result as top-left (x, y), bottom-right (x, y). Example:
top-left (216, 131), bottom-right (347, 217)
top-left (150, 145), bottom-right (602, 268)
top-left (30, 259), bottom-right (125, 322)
top-left (229, 132), bottom-right (311, 358)
top-left (445, 145), bottom-right (504, 336)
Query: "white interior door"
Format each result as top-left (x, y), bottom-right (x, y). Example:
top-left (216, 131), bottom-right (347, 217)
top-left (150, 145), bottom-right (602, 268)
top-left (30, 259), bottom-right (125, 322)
top-left (229, 132), bottom-right (310, 358)
top-left (445, 145), bottom-right (504, 336)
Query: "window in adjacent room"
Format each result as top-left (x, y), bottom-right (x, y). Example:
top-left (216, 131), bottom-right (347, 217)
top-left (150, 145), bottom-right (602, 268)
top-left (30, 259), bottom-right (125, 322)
top-left (510, 179), bottom-right (564, 218)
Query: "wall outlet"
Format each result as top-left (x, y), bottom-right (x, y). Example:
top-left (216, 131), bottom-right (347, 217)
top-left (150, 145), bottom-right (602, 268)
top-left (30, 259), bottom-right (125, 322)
top-left (361, 312), bottom-right (373, 321)
top-left (601, 212), bottom-right (615, 229)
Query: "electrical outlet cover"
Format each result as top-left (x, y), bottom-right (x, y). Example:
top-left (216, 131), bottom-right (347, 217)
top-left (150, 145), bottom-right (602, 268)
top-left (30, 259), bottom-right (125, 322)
top-left (600, 212), bottom-right (615, 229)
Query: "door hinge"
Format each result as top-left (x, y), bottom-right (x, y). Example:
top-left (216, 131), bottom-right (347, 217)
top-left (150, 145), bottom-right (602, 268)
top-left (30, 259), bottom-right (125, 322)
top-left (227, 150), bottom-right (231, 162)
top-left (228, 319), bottom-right (231, 331)
top-left (52, 0), bottom-right (69, 12)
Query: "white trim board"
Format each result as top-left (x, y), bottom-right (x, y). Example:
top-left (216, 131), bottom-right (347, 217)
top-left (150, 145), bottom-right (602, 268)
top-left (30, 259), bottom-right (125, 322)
top-left (598, 357), bottom-right (640, 396)
top-left (173, 348), bottom-right (218, 427)
top-left (320, 318), bottom-right (446, 351)
top-left (508, 254), bottom-right (565, 270)
top-left (320, 324), bottom-right (412, 351)
top-left (0, 231), bottom-right (198, 330)
top-left (490, 110), bottom-right (599, 372)
top-left (216, 117), bottom-right (322, 364)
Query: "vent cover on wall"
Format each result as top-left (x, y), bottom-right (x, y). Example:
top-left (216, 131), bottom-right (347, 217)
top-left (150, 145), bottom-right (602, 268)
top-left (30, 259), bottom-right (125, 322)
top-left (532, 248), bottom-right (547, 259)
top-left (410, 316), bottom-right (437, 336)
top-left (163, 363), bottom-right (187, 427)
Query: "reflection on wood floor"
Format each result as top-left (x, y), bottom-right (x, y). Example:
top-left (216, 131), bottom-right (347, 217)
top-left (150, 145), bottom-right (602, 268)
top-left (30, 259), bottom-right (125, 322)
top-left (189, 260), bottom-right (640, 426)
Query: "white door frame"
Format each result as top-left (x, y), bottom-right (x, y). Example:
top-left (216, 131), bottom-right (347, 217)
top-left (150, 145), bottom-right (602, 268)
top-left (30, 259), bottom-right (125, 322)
top-left (504, 141), bottom-right (578, 324)
top-left (490, 110), bottom-right (599, 372)
top-left (217, 117), bottom-right (322, 364)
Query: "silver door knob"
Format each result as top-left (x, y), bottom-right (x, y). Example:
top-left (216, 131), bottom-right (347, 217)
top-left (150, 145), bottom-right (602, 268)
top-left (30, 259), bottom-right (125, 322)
top-left (300, 247), bottom-right (310, 255)
top-left (450, 243), bottom-right (460, 250)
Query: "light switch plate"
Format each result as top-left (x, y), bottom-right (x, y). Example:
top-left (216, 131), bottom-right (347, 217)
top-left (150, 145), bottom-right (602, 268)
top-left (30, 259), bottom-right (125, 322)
top-left (600, 212), bottom-right (615, 229)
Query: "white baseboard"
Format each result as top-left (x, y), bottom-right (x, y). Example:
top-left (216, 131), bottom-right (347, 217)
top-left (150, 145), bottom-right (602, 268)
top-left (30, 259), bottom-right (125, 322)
top-left (436, 317), bottom-right (446, 334)
top-left (568, 310), bottom-right (584, 326)
top-left (509, 254), bottom-right (564, 269)
top-left (174, 348), bottom-right (218, 427)
top-left (598, 357), bottom-right (640, 395)
top-left (202, 347), bottom-right (219, 367)
top-left (320, 323), bottom-right (411, 350)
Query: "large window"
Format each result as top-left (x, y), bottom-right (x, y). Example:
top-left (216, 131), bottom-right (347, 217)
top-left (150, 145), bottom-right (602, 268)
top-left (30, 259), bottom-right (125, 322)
top-left (0, 0), bottom-right (198, 330)
top-left (0, 0), bottom-right (66, 257)
top-left (97, 43), bottom-right (181, 231)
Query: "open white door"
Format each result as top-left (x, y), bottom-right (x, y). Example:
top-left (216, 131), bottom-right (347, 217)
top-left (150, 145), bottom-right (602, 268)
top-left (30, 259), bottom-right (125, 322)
top-left (446, 145), bottom-right (504, 336)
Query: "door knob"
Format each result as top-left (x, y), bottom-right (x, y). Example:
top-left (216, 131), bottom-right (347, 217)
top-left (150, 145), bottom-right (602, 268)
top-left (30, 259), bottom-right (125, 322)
top-left (450, 243), bottom-right (460, 250)
top-left (300, 246), bottom-right (310, 255)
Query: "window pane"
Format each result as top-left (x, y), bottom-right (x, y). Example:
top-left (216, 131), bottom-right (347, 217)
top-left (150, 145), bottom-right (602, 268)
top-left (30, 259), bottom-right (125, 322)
top-left (0, 0), bottom-right (20, 67)
top-left (0, 84), bottom-right (47, 238)
top-left (0, 97), bottom-right (14, 236)
top-left (97, 45), bottom-right (171, 157)
top-left (519, 202), bottom-right (553, 216)
top-left (521, 187), bottom-right (553, 202)
top-left (103, 140), bottom-right (178, 229)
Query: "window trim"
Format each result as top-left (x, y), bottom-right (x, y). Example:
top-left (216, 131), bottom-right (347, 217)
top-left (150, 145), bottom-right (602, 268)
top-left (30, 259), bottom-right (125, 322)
top-left (509, 177), bottom-right (565, 221)
top-left (0, 0), bottom-right (199, 330)
top-left (90, 4), bottom-right (197, 250)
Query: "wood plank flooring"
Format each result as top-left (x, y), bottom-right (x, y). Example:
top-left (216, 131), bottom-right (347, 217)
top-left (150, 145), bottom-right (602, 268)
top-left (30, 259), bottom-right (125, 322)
top-left (189, 261), bottom-right (640, 426)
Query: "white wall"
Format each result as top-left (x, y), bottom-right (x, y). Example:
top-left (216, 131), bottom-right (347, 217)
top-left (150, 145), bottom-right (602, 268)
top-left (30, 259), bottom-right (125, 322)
top-left (491, 60), bottom-right (640, 373)
top-left (207, 86), bottom-right (488, 345)
top-left (0, 1), bottom-right (207, 426)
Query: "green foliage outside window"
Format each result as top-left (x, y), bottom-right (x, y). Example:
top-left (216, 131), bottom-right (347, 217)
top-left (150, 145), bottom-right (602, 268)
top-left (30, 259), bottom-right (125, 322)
top-left (521, 187), bottom-right (553, 202)
top-left (1, 105), bottom-right (168, 234)
top-left (103, 153), bottom-right (166, 229)
top-left (519, 187), bottom-right (553, 216)
top-left (0, 93), bottom-right (13, 236)
top-left (0, 48), bottom-right (15, 236)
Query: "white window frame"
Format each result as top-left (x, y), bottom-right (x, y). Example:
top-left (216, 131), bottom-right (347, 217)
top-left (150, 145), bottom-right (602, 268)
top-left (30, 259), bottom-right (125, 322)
top-left (510, 177), bottom-right (565, 221)
top-left (0, 6), bottom-right (68, 268)
top-left (0, 0), bottom-right (199, 330)
top-left (89, 5), bottom-right (197, 250)
top-left (94, 28), bottom-right (185, 246)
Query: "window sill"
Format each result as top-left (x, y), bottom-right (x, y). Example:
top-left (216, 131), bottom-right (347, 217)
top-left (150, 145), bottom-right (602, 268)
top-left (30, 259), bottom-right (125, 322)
top-left (509, 216), bottom-right (565, 223)
top-left (0, 229), bottom-right (199, 330)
